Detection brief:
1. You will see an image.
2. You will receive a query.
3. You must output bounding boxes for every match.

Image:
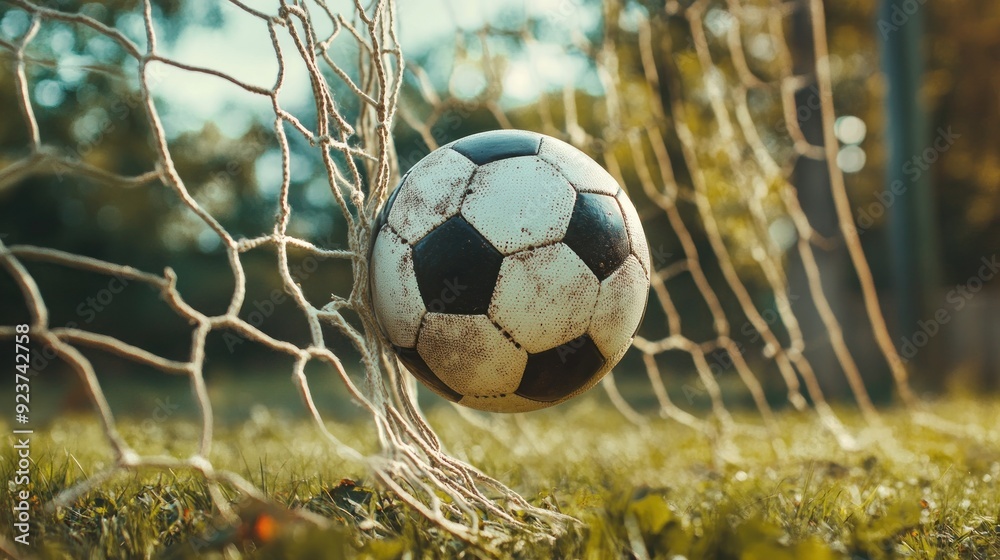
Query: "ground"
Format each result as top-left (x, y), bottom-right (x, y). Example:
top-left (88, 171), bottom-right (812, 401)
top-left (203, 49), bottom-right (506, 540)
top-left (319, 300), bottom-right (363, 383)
top-left (2, 395), bottom-right (999, 559)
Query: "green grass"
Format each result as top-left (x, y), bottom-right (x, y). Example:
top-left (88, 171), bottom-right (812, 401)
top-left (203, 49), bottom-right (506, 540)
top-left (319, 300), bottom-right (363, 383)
top-left (2, 396), bottom-right (1000, 559)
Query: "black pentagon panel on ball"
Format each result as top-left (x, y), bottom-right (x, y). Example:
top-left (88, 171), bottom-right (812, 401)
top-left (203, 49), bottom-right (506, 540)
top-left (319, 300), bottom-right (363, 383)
top-left (450, 130), bottom-right (543, 165)
top-left (393, 345), bottom-right (462, 402)
top-left (562, 192), bottom-right (630, 280)
top-left (412, 215), bottom-right (503, 315)
top-left (516, 334), bottom-right (606, 402)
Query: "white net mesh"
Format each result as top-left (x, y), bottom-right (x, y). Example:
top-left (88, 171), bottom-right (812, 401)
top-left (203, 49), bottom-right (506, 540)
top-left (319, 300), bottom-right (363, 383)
top-left (0, 0), bottom-right (575, 550)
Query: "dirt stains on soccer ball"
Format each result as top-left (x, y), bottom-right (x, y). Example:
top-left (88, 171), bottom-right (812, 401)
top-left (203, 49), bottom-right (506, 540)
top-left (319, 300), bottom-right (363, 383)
top-left (368, 130), bottom-right (650, 412)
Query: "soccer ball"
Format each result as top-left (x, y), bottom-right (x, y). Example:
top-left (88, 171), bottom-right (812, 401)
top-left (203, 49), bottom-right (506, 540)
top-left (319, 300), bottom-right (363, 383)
top-left (368, 130), bottom-right (650, 412)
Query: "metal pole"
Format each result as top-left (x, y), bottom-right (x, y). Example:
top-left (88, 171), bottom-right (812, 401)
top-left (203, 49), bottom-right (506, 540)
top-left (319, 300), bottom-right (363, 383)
top-left (878, 0), bottom-right (942, 377)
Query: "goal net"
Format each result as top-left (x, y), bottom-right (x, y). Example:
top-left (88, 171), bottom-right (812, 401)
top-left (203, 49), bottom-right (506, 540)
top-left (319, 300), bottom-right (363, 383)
top-left (0, 0), bottom-right (951, 550)
top-left (396, 0), bottom-right (926, 453)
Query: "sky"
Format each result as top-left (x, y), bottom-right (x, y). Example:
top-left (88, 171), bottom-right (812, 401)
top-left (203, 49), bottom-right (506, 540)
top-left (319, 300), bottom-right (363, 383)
top-left (142, 0), bottom-right (601, 139)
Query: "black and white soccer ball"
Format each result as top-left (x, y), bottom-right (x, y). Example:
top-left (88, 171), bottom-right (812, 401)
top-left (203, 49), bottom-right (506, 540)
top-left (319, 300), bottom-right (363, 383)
top-left (368, 130), bottom-right (650, 412)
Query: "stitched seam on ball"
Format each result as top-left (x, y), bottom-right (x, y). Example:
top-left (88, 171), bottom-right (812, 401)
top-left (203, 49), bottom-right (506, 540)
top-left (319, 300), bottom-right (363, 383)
top-left (535, 143), bottom-right (619, 195)
top-left (383, 223), bottom-right (410, 246)
top-left (454, 159), bottom-right (478, 210)
top-left (614, 193), bottom-right (651, 278)
top-left (504, 237), bottom-right (564, 258)
top-left (413, 311), bottom-right (430, 350)
top-left (580, 274), bottom-right (603, 353)
top-left (534, 149), bottom-right (579, 191)
top-left (487, 318), bottom-right (522, 351)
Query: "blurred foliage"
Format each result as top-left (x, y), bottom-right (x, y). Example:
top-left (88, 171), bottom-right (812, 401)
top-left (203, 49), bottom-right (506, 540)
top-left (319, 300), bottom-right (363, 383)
top-left (924, 1), bottom-right (1000, 280)
top-left (0, 0), bottom-right (356, 372)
